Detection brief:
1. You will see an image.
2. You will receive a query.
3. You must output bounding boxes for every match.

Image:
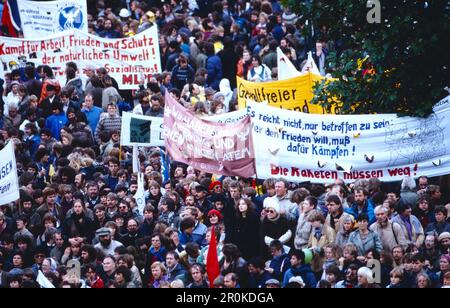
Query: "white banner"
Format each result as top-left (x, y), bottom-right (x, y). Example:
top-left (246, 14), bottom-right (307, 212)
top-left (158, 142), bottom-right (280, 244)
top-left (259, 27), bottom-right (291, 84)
top-left (247, 95), bottom-right (450, 183)
top-left (0, 27), bottom-right (161, 89)
top-left (18, 0), bottom-right (88, 38)
top-left (120, 112), bottom-right (164, 147)
top-left (0, 141), bottom-right (20, 204)
top-left (277, 47), bottom-right (302, 80)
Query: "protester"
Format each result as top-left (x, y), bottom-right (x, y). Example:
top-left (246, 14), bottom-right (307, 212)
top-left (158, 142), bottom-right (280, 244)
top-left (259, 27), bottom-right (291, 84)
top-left (0, 0), bottom-right (448, 290)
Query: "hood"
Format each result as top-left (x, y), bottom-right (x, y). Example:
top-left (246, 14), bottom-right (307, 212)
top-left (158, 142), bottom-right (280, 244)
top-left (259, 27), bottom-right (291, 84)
top-left (219, 78), bottom-right (232, 95)
top-left (68, 77), bottom-right (82, 87)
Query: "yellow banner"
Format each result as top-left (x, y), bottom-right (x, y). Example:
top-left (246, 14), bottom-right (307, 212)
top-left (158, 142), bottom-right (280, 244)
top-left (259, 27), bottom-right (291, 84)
top-left (237, 72), bottom-right (339, 114)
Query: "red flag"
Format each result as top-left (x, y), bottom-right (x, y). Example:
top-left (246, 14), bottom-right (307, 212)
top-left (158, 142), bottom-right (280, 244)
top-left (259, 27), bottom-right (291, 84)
top-left (1, 0), bottom-right (20, 37)
top-left (206, 227), bottom-right (220, 288)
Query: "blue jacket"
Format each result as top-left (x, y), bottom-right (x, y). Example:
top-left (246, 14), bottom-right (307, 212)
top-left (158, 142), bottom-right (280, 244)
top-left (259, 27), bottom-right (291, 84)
top-left (82, 106), bottom-right (103, 132)
top-left (269, 253), bottom-right (290, 281)
top-left (248, 270), bottom-right (272, 288)
top-left (103, 175), bottom-right (119, 191)
top-left (206, 55), bottom-right (223, 90)
top-left (345, 199), bottom-right (376, 225)
top-left (282, 264), bottom-right (317, 288)
top-left (25, 134), bottom-right (41, 158)
top-left (45, 113), bottom-right (68, 140)
top-left (179, 222), bottom-right (207, 248)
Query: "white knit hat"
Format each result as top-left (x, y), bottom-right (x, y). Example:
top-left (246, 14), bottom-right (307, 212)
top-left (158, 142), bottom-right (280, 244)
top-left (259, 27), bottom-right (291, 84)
top-left (357, 267), bottom-right (375, 284)
top-left (264, 197), bottom-right (280, 214)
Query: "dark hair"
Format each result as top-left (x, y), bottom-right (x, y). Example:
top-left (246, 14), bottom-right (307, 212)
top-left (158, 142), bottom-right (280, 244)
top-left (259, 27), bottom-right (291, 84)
top-left (66, 67), bottom-right (76, 80)
top-left (357, 213), bottom-right (369, 222)
top-left (434, 205), bottom-right (447, 216)
top-left (180, 217), bottom-right (196, 231)
top-left (40, 65), bottom-right (54, 78)
top-left (204, 42), bottom-right (216, 56)
top-left (269, 239), bottom-right (283, 251)
top-left (115, 265), bottom-right (132, 283)
top-left (251, 55), bottom-right (262, 65)
top-left (411, 253), bottom-right (425, 263)
top-left (166, 250), bottom-right (180, 261)
top-left (162, 198), bottom-right (176, 212)
top-left (289, 249), bottom-right (306, 264)
top-left (326, 194), bottom-right (342, 205)
top-left (248, 257), bottom-right (265, 270)
top-left (305, 196), bottom-right (318, 208)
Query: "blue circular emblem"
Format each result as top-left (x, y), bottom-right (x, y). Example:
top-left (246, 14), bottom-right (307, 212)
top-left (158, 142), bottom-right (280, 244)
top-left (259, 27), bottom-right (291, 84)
top-left (58, 6), bottom-right (84, 30)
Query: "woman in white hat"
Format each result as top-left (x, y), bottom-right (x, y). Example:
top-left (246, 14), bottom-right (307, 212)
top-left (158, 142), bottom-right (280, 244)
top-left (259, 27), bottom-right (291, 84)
top-left (260, 197), bottom-right (293, 259)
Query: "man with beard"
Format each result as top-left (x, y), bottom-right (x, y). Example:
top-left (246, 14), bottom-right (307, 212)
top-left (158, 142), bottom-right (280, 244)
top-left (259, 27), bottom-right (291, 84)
top-left (345, 188), bottom-right (376, 225)
top-left (85, 182), bottom-right (101, 209)
top-left (120, 218), bottom-right (141, 248)
top-left (422, 234), bottom-right (441, 271)
top-left (94, 227), bottom-right (124, 256)
top-left (74, 173), bottom-right (86, 195)
top-left (165, 251), bottom-right (187, 283)
top-left (63, 200), bottom-right (95, 243)
top-left (392, 245), bottom-right (406, 270)
top-left (105, 192), bottom-right (119, 220)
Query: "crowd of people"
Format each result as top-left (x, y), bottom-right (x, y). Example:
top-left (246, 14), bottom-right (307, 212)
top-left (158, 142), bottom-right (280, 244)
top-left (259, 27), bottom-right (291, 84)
top-left (0, 0), bottom-right (449, 289)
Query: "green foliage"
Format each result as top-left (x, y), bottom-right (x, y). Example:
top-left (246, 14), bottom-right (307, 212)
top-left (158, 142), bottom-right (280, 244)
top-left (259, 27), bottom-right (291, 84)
top-left (283, 0), bottom-right (450, 116)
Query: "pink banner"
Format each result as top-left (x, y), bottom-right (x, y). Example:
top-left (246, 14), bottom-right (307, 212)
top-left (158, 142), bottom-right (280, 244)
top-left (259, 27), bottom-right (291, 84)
top-left (164, 93), bottom-right (255, 177)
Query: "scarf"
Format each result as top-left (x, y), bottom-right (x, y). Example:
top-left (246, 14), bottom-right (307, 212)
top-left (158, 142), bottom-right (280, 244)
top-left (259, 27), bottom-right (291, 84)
top-left (314, 226), bottom-right (323, 240)
top-left (400, 215), bottom-right (413, 241)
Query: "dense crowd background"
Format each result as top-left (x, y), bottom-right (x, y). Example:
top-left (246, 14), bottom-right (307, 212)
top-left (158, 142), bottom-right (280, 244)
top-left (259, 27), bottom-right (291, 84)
top-left (0, 0), bottom-right (449, 288)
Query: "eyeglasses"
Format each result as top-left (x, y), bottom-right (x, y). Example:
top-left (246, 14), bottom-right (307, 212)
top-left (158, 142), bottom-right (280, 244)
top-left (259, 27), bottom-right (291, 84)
top-left (267, 210), bottom-right (275, 214)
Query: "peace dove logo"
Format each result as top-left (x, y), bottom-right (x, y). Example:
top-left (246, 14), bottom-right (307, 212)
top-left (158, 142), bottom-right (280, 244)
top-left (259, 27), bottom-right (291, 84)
top-left (58, 5), bottom-right (84, 31)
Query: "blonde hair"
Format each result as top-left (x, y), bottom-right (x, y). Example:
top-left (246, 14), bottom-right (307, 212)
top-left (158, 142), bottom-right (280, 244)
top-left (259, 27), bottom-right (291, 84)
top-left (151, 261), bottom-right (167, 274)
top-left (170, 279), bottom-right (184, 288)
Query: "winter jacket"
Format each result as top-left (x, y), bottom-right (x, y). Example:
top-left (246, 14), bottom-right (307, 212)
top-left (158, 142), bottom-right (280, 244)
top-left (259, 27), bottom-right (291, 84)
top-left (231, 212), bottom-right (261, 260)
top-left (348, 229), bottom-right (383, 256)
top-left (308, 224), bottom-right (336, 249)
top-left (345, 199), bottom-right (376, 225)
top-left (171, 64), bottom-right (195, 91)
top-left (294, 212), bottom-right (313, 249)
top-left (370, 221), bottom-right (409, 252)
top-left (269, 253), bottom-right (290, 281)
top-left (166, 263), bottom-right (187, 283)
top-left (179, 221), bottom-right (207, 248)
top-left (63, 212), bottom-right (94, 243)
top-left (282, 264), bottom-right (317, 288)
top-left (391, 214), bottom-right (424, 247)
top-left (425, 221), bottom-right (450, 236)
top-left (206, 55), bottom-right (223, 90)
top-left (45, 113), bottom-right (68, 140)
